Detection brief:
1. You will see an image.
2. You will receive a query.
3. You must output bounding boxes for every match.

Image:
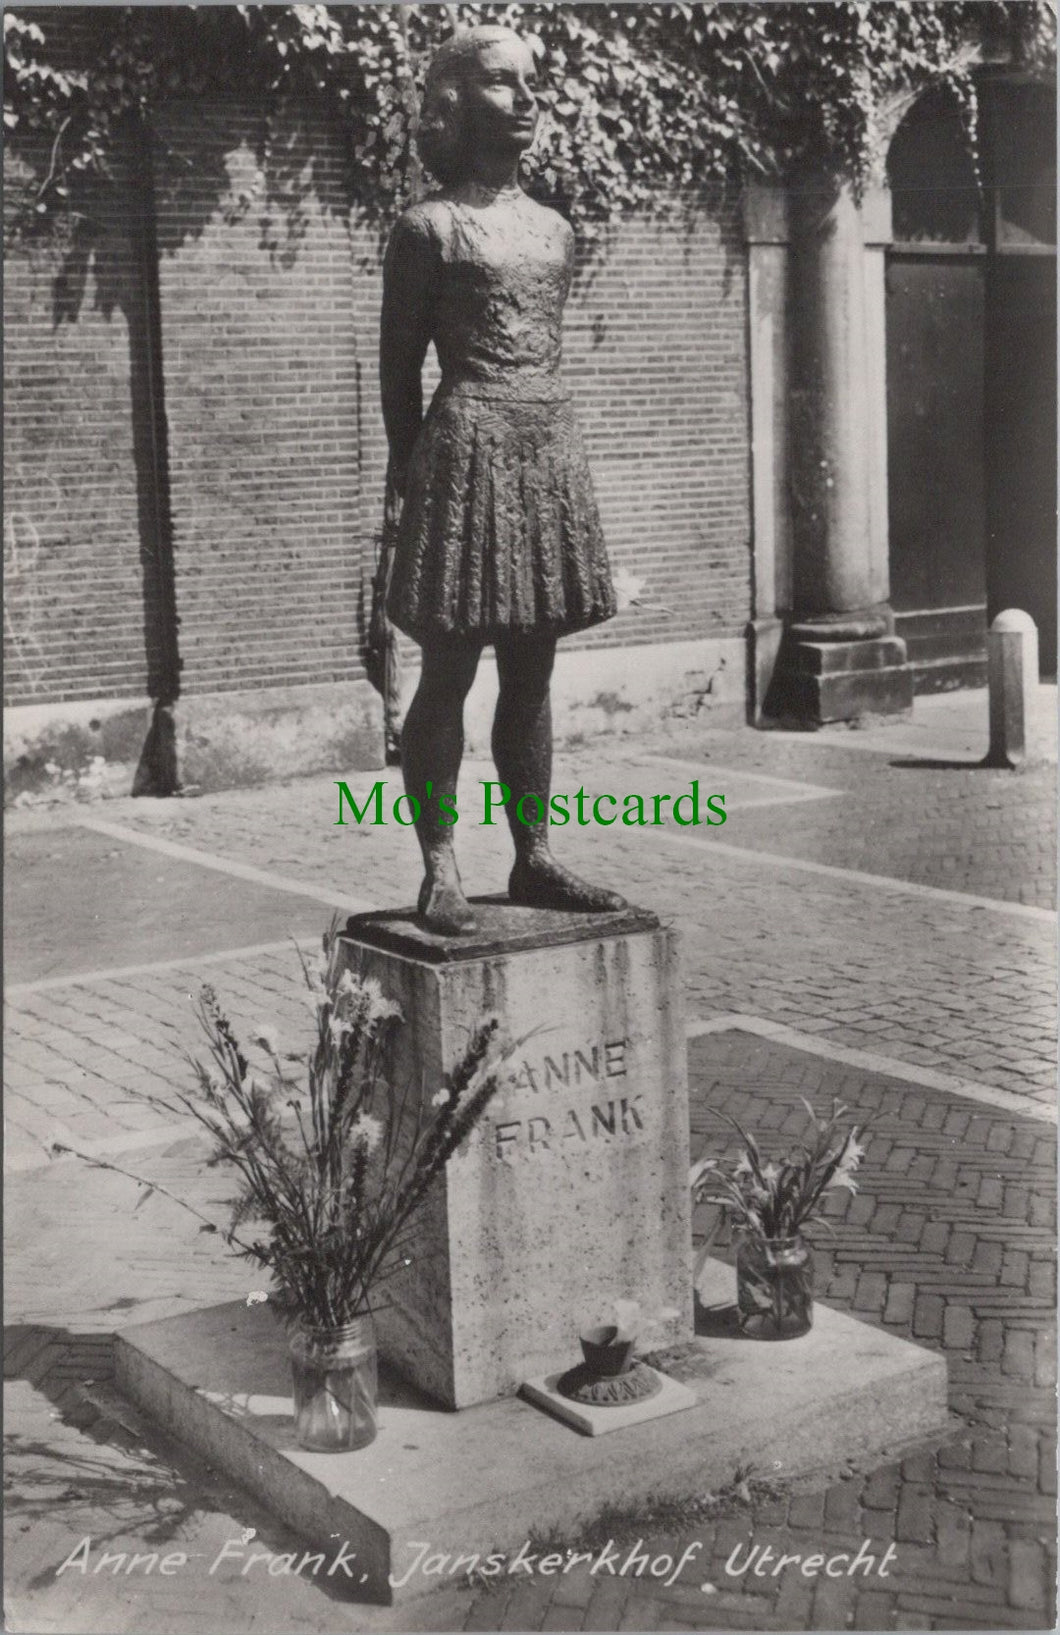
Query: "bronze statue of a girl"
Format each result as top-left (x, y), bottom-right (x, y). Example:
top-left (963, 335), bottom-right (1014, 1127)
top-left (380, 24), bottom-right (626, 934)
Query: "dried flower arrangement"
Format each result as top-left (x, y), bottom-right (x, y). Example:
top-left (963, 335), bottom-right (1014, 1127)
top-left (689, 1098), bottom-right (870, 1240)
top-left (54, 918), bottom-right (513, 1328)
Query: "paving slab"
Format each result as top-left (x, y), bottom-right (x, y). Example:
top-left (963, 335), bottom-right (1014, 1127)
top-left (5, 825), bottom-right (343, 987)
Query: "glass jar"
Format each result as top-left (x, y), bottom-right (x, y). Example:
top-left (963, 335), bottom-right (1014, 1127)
top-left (288, 1314), bottom-right (377, 1451)
top-left (736, 1234), bottom-right (814, 1339)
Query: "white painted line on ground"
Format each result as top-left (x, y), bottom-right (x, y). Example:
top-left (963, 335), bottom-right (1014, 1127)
top-left (551, 751), bottom-right (846, 809)
top-left (18, 809), bottom-right (1044, 1014)
top-left (71, 806), bottom-right (1056, 936)
top-left (8, 937), bottom-right (320, 999)
top-left (760, 729), bottom-right (1057, 765)
top-left (633, 753), bottom-right (844, 800)
top-left (724, 790), bottom-right (847, 810)
top-left (4, 1115), bottom-right (195, 1176)
top-left (5, 1011), bottom-right (1051, 1180)
top-left (756, 730), bottom-right (988, 760)
top-left (686, 1013), bottom-right (1057, 1125)
top-left (76, 816), bottom-right (377, 913)
top-left (651, 827), bottom-right (1056, 923)
top-left (564, 751), bottom-right (1052, 915)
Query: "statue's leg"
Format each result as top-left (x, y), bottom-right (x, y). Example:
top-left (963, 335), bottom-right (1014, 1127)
top-left (402, 634), bottom-right (482, 934)
top-left (493, 632), bottom-right (627, 913)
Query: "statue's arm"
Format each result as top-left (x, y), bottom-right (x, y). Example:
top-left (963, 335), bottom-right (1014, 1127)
top-left (380, 212), bottom-right (438, 498)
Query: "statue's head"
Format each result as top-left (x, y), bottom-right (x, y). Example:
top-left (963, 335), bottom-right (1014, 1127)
top-left (417, 25), bottom-right (540, 187)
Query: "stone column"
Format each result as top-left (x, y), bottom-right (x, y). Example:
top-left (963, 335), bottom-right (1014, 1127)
top-left (778, 176), bottom-right (912, 722)
top-left (744, 185), bottom-right (791, 722)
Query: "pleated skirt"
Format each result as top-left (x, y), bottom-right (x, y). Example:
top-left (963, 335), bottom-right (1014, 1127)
top-left (387, 390), bottom-right (617, 642)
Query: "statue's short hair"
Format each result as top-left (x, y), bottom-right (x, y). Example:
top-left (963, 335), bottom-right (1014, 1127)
top-left (417, 25), bottom-right (529, 187)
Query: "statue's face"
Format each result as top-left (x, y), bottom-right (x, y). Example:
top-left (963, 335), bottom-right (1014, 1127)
top-left (462, 37), bottom-right (539, 153)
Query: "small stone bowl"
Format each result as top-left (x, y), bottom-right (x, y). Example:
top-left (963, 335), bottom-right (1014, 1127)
top-left (579, 1325), bottom-right (636, 1377)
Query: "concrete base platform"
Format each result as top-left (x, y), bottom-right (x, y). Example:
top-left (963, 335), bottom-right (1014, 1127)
top-left (113, 1259), bottom-right (948, 1606)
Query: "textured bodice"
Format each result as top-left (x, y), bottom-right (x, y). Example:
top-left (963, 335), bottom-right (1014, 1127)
top-left (401, 192), bottom-right (574, 402)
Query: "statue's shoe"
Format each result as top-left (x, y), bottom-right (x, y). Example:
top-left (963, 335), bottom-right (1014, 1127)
top-left (508, 857), bottom-right (628, 915)
top-left (417, 877), bottom-right (477, 936)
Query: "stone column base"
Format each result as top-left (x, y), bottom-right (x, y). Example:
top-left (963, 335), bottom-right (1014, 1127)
top-left (768, 634), bottom-right (914, 724)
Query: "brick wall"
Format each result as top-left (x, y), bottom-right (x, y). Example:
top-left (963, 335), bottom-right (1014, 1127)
top-left (4, 110), bottom-right (751, 713)
top-left (150, 100), bottom-right (368, 697)
top-left (3, 136), bottom-right (162, 706)
top-left (566, 200), bottom-right (750, 651)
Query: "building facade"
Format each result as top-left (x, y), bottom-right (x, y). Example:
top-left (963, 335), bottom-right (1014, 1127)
top-left (3, 55), bottom-right (1054, 801)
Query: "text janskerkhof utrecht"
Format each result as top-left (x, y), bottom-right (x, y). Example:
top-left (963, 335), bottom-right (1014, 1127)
top-left (335, 778), bottom-right (726, 830)
top-left (54, 1534), bottom-right (900, 1588)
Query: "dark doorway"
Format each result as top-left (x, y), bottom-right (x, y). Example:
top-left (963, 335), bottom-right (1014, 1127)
top-left (885, 79), bottom-right (1056, 686)
top-left (983, 79), bottom-right (1057, 674)
top-left (885, 254), bottom-right (987, 685)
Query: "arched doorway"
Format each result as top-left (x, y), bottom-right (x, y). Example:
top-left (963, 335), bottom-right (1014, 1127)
top-left (885, 78), bottom-right (1056, 684)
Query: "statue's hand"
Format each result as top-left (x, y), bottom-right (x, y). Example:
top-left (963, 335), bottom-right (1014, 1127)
top-left (384, 459), bottom-right (408, 528)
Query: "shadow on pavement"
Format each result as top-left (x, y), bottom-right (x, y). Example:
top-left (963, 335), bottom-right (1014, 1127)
top-left (3, 1321), bottom-right (380, 1607)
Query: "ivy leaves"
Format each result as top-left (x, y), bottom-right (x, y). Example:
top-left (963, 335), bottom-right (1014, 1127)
top-left (4, 2), bottom-right (1055, 242)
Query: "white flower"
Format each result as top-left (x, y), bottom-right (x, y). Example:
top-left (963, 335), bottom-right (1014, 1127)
top-left (350, 1113), bottom-right (383, 1152)
top-left (245, 1290), bottom-right (268, 1306)
top-left (333, 971), bottom-right (401, 1026)
top-left (361, 977), bottom-right (401, 1025)
top-left (251, 1024), bottom-right (280, 1055)
top-left (612, 1299), bottom-right (640, 1342)
top-left (430, 1087), bottom-right (451, 1109)
top-left (689, 1156), bottom-right (717, 1189)
top-left (829, 1134), bottom-right (866, 1195)
top-left (336, 969), bottom-right (361, 1000)
top-left (328, 1013), bottom-right (352, 1045)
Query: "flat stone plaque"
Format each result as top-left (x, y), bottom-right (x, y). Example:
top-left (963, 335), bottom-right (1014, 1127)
top-left (339, 903), bottom-right (692, 1409)
top-left (520, 1366), bottom-right (697, 1436)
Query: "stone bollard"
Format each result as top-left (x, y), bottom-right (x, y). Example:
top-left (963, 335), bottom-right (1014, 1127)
top-left (987, 609), bottom-right (1040, 768)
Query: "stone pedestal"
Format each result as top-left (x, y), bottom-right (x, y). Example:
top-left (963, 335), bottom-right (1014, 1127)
top-left (338, 901), bottom-right (693, 1410)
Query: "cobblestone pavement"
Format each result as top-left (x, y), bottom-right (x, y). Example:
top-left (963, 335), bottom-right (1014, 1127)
top-left (5, 695), bottom-right (1057, 1631)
